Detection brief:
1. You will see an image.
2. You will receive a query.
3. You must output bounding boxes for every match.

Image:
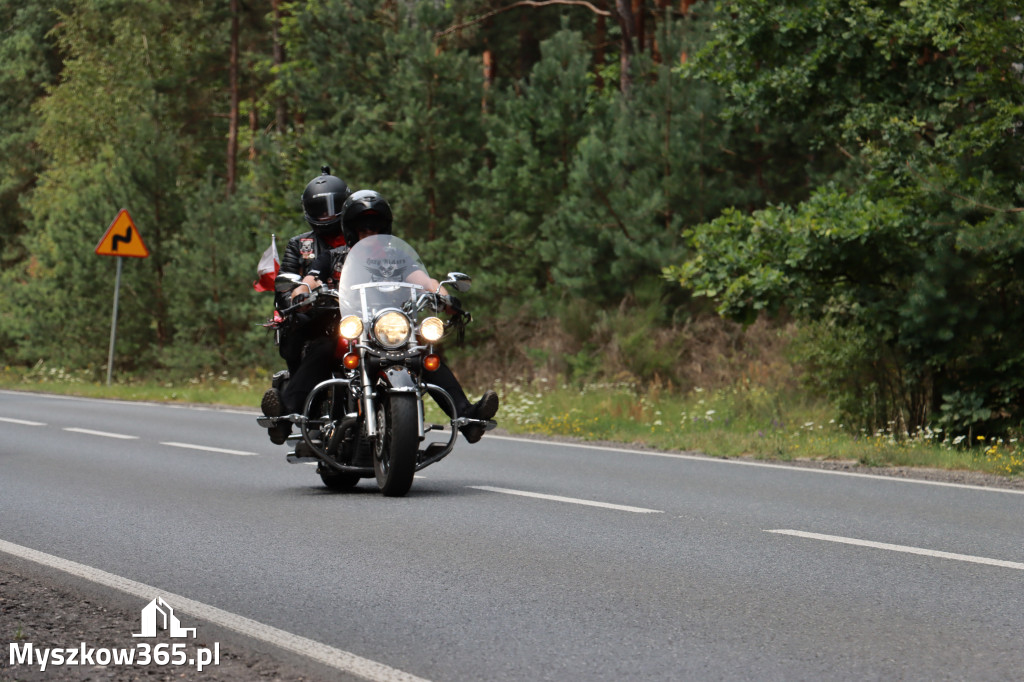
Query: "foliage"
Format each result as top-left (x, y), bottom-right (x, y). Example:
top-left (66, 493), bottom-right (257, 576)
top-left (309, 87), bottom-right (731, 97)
top-left (0, 1), bottom-right (71, 268)
top-left (451, 26), bottom-right (603, 311)
top-left (6, 0), bottom-right (749, 382)
top-left (4, 0), bottom-right (264, 373)
top-left (671, 0), bottom-right (1024, 436)
top-left (6, 0), bottom-right (1024, 456)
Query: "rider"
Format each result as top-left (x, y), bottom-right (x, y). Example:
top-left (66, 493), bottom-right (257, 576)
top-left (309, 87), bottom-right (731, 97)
top-left (276, 167), bottom-right (352, 372)
top-left (262, 167), bottom-right (351, 443)
top-left (282, 189), bottom-right (499, 444)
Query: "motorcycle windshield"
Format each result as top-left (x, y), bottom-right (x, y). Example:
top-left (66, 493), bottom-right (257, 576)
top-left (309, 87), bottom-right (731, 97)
top-left (337, 234), bottom-right (430, 318)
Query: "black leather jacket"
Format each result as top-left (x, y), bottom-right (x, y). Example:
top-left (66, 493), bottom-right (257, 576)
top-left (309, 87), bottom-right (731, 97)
top-left (274, 229), bottom-right (336, 313)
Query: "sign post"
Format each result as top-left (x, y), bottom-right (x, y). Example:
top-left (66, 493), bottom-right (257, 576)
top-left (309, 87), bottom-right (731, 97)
top-left (95, 209), bottom-right (149, 385)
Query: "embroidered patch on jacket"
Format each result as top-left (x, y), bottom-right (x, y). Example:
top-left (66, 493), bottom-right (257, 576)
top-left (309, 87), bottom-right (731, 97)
top-left (299, 238), bottom-right (315, 259)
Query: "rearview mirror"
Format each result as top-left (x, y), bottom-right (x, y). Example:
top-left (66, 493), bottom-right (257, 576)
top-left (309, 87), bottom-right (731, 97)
top-left (445, 272), bottom-right (472, 293)
top-left (275, 272), bottom-right (303, 293)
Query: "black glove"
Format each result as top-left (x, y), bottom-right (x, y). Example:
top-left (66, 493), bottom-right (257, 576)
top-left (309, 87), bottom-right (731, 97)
top-left (443, 295), bottom-right (463, 313)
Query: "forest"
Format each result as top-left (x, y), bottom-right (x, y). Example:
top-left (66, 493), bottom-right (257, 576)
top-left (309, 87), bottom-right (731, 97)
top-left (2, 0), bottom-right (1023, 440)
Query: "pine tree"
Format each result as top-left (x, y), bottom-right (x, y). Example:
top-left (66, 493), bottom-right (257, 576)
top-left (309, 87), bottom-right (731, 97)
top-left (449, 27), bottom-right (602, 312)
top-left (0, 1), bottom-right (71, 267)
top-left (11, 0), bottom-right (266, 374)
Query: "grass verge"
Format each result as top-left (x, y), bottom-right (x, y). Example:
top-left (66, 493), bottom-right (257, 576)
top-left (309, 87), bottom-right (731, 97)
top-left (2, 366), bottom-right (1021, 478)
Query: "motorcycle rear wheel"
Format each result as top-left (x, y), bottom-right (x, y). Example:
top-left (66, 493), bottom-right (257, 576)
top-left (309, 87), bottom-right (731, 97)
top-left (373, 393), bottom-right (419, 497)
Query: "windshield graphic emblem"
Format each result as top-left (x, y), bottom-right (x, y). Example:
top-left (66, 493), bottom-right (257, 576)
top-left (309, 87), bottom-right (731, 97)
top-left (367, 249), bottom-right (406, 281)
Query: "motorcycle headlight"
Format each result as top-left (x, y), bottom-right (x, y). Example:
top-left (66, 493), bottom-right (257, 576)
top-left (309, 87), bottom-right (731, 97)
top-left (419, 317), bottom-right (445, 343)
top-left (339, 315), bottom-right (364, 340)
top-left (372, 310), bottom-right (411, 349)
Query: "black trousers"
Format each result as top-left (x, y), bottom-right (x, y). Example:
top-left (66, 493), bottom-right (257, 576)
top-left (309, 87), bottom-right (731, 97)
top-left (426, 361), bottom-right (470, 418)
top-left (281, 336), bottom-right (335, 414)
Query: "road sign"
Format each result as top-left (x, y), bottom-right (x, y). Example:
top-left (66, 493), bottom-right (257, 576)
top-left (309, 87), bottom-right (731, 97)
top-left (96, 209), bottom-right (149, 258)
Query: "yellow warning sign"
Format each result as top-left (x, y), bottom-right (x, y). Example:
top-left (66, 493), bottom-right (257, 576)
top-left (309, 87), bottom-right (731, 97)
top-left (96, 209), bottom-right (149, 258)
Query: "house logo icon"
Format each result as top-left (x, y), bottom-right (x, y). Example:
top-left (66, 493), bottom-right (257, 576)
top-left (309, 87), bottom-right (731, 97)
top-left (132, 597), bottom-right (196, 638)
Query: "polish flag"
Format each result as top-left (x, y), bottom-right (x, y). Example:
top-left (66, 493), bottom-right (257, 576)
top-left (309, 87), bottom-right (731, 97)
top-left (253, 235), bottom-right (279, 292)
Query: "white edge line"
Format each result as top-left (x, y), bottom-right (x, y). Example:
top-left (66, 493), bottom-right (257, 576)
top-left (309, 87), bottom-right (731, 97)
top-left (766, 529), bottom-right (1024, 571)
top-left (0, 417), bottom-right (47, 426)
top-left (0, 389), bottom-right (253, 415)
top-left (0, 538), bottom-right (430, 682)
top-left (470, 485), bottom-right (662, 514)
top-left (62, 427), bottom-right (138, 440)
top-left (485, 434), bottom-right (1024, 496)
top-left (160, 442), bottom-right (257, 456)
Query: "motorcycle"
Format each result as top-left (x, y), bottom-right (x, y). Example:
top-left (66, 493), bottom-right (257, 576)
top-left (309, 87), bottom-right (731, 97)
top-left (257, 234), bottom-right (493, 497)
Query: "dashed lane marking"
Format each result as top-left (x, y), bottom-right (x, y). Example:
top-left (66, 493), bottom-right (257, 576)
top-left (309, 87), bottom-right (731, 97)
top-left (62, 427), bottom-right (138, 439)
top-left (0, 417), bottom-right (46, 426)
top-left (470, 485), bottom-right (663, 514)
top-left (160, 442), bottom-right (257, 456)
top-left (767, 529), bottom-right (1024, 571)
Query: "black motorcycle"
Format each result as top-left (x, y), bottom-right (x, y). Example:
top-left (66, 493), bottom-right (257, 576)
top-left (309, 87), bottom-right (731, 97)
top-left (257, 235), bottom-right (493, 496)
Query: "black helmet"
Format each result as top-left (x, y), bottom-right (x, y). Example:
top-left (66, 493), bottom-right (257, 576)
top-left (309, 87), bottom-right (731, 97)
top-left (301, 166), bottom-right (351, 236)
top-left (341, 189), bottom-right (393, 246)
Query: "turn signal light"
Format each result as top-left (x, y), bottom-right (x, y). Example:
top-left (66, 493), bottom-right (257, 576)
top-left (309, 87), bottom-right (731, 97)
top-left (423, 354), bottom-right (441, 372)
top-left (343, 353), bottom-right (360, 369)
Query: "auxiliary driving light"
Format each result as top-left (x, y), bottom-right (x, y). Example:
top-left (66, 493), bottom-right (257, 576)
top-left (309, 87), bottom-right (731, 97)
top-left (419, 316), bottom-right (445, 343)
top-left (339, 315), bottom-right (363, 339)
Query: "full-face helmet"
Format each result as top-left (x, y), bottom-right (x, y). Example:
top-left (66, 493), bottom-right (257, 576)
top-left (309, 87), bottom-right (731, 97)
top-left (341, 190), bottom-right (393, 246)
top-left (301, 166), bottom-right (351, 236)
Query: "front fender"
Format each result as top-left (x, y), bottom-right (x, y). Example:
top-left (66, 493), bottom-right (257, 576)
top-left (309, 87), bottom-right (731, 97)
top-left (377, 366), bottom-right (424, 437)
top-left (377, 366), bottom-right (419, 392)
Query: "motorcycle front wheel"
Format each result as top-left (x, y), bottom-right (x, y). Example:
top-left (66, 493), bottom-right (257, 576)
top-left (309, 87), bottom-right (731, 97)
top-left (373, 393), bottom-right (419, 497)
top-left (319, 470), bottom-right (361, 491)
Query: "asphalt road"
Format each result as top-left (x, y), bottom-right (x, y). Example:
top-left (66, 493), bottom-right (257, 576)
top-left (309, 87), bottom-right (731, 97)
top-left (2, 390), bottom-right (1023, 681)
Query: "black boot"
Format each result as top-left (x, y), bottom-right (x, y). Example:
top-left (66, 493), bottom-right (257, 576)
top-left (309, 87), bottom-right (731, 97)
top-left (460, 390), bottom-right (499, 444)
top-left (262, 372), bottom-right (292, 445)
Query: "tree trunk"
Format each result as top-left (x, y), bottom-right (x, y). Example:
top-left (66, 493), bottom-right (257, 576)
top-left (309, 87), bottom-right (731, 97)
top-left (632, 0), bottom-right (645, 53)
top-left (593, 12), bottom-right (607, 89)
top-left (272, 0), bottom-right (287, 133)
top-left (615, 0), bottom-right (635, 94)
top-left (652, 0), bottom-right (670, 63)
top-left (482, 47), bottom-right (495, 112)
top-left (517, 11), bottom-right (539, 90)
top-left (249, 95), bottom-right (258, 160)
top-left (226, 0), bottom-right (239, 196)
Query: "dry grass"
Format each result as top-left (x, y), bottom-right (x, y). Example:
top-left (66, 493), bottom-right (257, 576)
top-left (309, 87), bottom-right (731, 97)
top-left (6, 313), bottom-right (1021, 479)
top-left (450, 311), bottom-right (801, 397)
